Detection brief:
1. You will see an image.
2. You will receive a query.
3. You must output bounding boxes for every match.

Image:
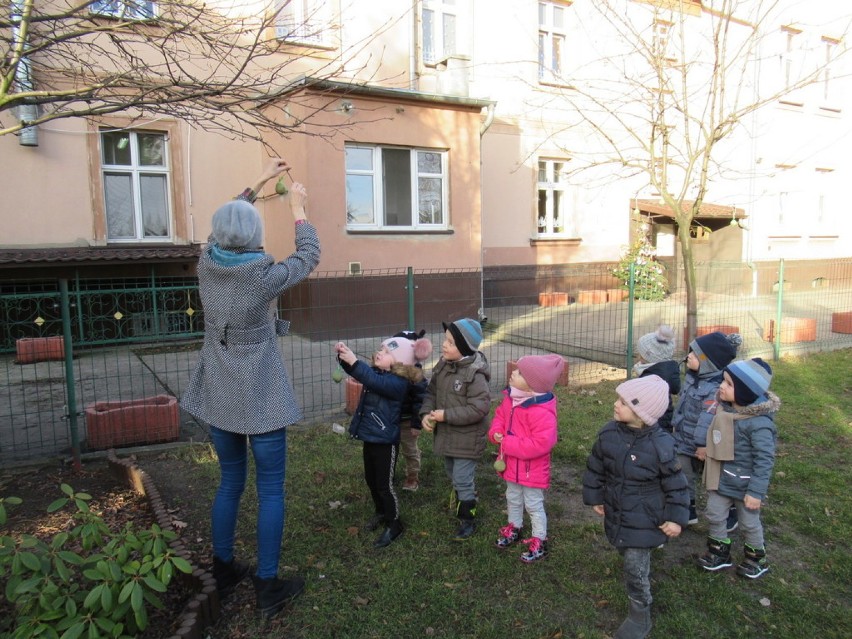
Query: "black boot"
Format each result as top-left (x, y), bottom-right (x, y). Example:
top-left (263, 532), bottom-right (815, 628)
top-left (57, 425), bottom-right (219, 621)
top-left (737, 544), bottom-right (769, 579)
top-left (252, 574), bottom-right (305, 619)
top-left (212, 557), bottom-right (251, 599)
top-left (688, 499), bottom-right (698, 525)
top-left (696, 537), bottom-right (733, 571)
top-left (613, 598), bottom-right (652, 639)
top-left (374, 519), bottom-right (404, 548)
top-left (453, 499), bottom-right (477, 541)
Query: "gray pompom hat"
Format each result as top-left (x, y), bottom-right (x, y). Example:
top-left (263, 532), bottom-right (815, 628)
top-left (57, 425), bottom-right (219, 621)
top-left (211, 200), bottom-right (263, 249)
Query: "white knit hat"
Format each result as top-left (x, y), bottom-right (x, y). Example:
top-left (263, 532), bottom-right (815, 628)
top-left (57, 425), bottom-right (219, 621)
top-left (616, 375), bottom-right (670, 426)
top-left (637, 324), bottom-right (676, 363)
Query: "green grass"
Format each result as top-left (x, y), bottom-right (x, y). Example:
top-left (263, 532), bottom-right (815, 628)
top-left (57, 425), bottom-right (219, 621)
top-left (164, 349), bottom-right (852, 638)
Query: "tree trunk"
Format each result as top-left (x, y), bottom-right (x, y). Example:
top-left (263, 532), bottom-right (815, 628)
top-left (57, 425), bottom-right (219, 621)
top-left (678, 222), bottom-right (698, 342)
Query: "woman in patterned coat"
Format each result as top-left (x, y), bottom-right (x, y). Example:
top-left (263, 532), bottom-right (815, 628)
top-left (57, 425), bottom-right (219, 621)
top-left (180, 157), bottom-right (321, 619)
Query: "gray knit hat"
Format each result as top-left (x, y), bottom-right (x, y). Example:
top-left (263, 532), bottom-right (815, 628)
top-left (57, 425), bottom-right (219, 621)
top-left (211, 200), bottom-right (263, 249)
top-left (637, 324), bottom-right (676, 363)
top-left (442, 318), bottom-right (483, 357)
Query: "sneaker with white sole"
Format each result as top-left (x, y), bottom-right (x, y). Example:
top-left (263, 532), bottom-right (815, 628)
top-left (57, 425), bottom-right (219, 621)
top-left (495, 524), bottom-right (521, 549)
top-left (520, 536), bottom-right (548, 563)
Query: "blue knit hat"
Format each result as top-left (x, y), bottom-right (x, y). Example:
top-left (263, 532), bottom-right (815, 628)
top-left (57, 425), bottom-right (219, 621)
top-left (725, 358), bottom-right (772, 406)
top-left (443, 318), bottom-right (483, 357)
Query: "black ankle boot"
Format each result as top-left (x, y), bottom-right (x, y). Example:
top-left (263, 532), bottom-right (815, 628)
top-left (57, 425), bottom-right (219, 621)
top-left (454, 499), bottom-right (477, 541)
top-left (252, 574), bottom-right (305, 619)
top-left (374, 519), bottom-right (404, 548)
top-left (212, 557), bottom-right (251, 599)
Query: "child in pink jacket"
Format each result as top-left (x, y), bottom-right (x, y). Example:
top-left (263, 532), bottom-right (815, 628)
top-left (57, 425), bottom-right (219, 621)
top-left (488, 354), bottom-right (565, 562)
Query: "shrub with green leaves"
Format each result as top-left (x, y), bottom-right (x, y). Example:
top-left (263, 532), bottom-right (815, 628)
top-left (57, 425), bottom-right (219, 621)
top-left (0, 483), bottom-right (192, 639)
top-left (612, 232), bottom-right (669, 301)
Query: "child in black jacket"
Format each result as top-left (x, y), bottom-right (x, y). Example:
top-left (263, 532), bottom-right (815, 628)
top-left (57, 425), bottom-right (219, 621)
top-left (583, 375), bottom-right (689, 639)
top-left (633, 324), bottom-right (680, 432)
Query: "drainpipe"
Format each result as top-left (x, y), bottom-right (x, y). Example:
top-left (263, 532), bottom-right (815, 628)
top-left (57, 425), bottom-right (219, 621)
top-left (11, 0), bottom-right (38, 146)
top-left (478, 102), bottom-right (496, 323)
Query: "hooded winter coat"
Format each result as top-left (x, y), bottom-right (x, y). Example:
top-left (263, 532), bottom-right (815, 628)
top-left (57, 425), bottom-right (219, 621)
top-left (671, 370), bottom-right (721, 456)
top-left (487, 389), bottom-right (558, 489)
top-left (343, 359), bottom-right (424, 445)
top-left (180, 223), bottom-right (320, 434)
top-left (705, 392), bottom-right (780, 502)
top-left (583, 421), bottom-right (690, 549)
top-left (420, 351), bottom-right (491, 459)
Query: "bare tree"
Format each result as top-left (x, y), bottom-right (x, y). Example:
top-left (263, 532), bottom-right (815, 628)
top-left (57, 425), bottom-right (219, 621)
top-left (542, 0), bottom-right (850, 338)
top-left (1, 0), bottom-right (388, 146)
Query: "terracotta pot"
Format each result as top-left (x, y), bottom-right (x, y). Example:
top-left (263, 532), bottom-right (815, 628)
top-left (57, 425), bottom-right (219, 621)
top-left (345, 377), bottom-right (362, 415)
top-left (85, 394), bottom-right (179, 450)
top-left (606, 289), bottom-right (627, 302)
top-left (765, 317), bottom-right (817, 344)
top-left (506, 358), bottom-right (570, 388)
top-left (16, 336), bottom-right (64, 364)
top-left (577, 290), bottom-right (607, 304)
top-left (538, 292), bottom-right (570, 307)
top-left (830, 311), bottom-right (852, 334)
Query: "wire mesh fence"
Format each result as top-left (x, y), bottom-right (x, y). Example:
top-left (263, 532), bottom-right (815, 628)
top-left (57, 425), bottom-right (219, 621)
top-left (1, 258), bottom-right (850, 465)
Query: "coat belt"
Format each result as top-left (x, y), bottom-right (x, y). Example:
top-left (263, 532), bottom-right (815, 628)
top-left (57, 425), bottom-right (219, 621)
top-left (215, 320), bottom-right (290, 346)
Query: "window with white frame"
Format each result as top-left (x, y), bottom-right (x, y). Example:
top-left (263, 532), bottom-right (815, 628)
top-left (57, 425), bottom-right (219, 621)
top-left (781, 26), bottom-right (802, 91)
top-left (345, 145), bottom-right (448, 230)
top-left (276, 0), bottom-right (331, 46)
top-left (536, 159), bottom-right (573, 237)
top-left (538, 1), bottom-right (568, 83)
top-left (422, 0), bottom-right (460, 64)
top-left (101, 130), bottom-right (171, 242)
top-left (821, 37), bottom-right (840, 107)
top-left (91, 0), bottom-right (155, 20)
top-left (815, 168), bottom-right (835, 229)
top-left (652, 19), bottom-right (674, 62)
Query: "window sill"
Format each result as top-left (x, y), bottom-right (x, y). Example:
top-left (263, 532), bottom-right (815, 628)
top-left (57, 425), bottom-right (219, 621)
top-left (530, 237), bottom-right (581, 247)
top-left (538, 78), bottom-right (572, 90)
top-left (346, 229), bottom-right (454, 236)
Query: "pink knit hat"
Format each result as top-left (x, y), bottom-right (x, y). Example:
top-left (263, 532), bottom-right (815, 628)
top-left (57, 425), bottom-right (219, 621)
top-left (616, 375), bottom-right (669, 426)
top-left (381, 336), bottom-right (432, 366)
top-left (516, 354), bottom-right (566, 393)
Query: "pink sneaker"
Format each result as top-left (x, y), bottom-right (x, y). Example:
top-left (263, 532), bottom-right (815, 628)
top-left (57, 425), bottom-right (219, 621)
top-left (520, 537), bottom-right (548, 563)
top-left (495, 524), bottom-right (521, 549)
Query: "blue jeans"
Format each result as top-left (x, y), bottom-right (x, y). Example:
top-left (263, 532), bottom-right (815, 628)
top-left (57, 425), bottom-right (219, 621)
top-left (209, 426), bottom-right (288, 579)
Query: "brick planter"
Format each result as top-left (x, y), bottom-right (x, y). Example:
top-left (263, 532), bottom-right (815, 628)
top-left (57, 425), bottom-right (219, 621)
top-left (830, 311), bottom-right (852, 334)
top-left (506, 358), bottom-right (569, 388)
top-left (538, 292), bottom-right (570, 307)
top-left (345, 377), bottom-right (362, 415)
top-left (16, 336), bottom-right (65, 364)
top-left (683, 324), bottom-right (740, 347)
top-left (765, 317), bottom-right (817, 344)
top-left (606, 289), bottom-right (627, 302)
top-left (85, 395), bottom-right (180, 450)
top-left (577, 290), bottom-right (608, 304)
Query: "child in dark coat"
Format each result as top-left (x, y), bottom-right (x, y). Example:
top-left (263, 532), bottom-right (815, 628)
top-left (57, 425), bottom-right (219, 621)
top-left (335, 333), bottom-right (432, 548)
top-left (583, 375), bottom-right (689, 639)
top-left (697, 358), bottom-right (779, 579)
top-left (633, 324), bottom-right (680, 432)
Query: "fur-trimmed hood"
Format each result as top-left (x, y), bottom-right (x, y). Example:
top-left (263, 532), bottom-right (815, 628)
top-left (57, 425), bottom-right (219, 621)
top-left (720, 390), bottom-right (781, 417)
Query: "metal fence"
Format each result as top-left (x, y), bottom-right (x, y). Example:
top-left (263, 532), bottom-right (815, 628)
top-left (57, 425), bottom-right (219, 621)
top-left (2, 258), bottom-right (850, 465)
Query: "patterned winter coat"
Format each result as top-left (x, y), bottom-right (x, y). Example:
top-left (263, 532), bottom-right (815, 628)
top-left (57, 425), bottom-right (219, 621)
top-left (343, 359), bottom-right (423, 445)
top-left (705, 392), bottom-right (780, 502)
top-left (419, 351), bottom-right (491, 459)
top-left (671, 371), bottom-right (721, 457)
top-left (583, 421), bottom-right (690, 549)
top-left (180, 223), bottom-right (321, 434)
top-left (487, 390), bottom-right (558, 489)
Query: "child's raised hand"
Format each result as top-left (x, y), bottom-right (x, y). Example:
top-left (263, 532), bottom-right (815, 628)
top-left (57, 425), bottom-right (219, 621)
top-left (335, 342), bottom-right (356, 365)
top-left (659, 521), bottom-right (682, 538)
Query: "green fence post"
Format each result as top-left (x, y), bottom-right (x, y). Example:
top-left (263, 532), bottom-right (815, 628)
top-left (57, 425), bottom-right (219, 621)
top-left (59, 278), bottom-right (81, 471)
top-left (407, 266), bottom-right (415, 332)
top-left (626, 262), bottom-right (636, 377)
top-left (773, 259), bottom-right (784, 361)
